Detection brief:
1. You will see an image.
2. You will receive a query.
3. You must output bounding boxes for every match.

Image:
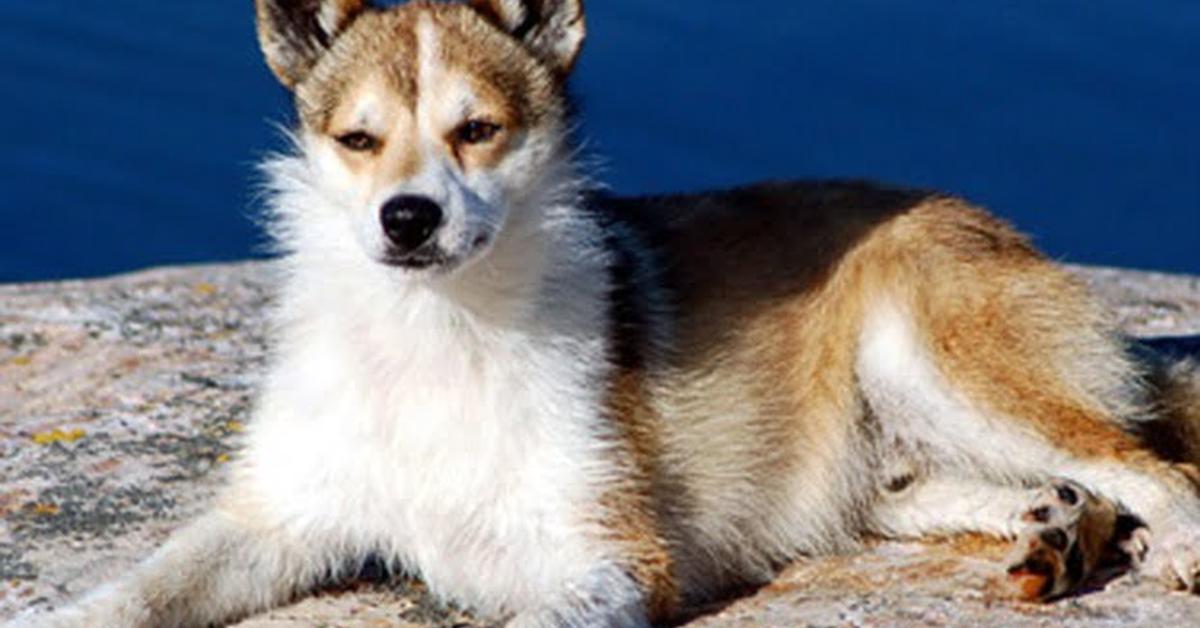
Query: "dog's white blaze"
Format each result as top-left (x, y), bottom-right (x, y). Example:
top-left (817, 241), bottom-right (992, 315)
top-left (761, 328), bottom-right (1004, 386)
top-left (416, 15), bottom-right (440, 121)
top-left (415, 16), bottom-right (469, 151)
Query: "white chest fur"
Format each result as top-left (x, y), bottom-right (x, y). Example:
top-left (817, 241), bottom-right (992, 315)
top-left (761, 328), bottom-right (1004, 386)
top-left (239, 270), bottom-right (617, 612)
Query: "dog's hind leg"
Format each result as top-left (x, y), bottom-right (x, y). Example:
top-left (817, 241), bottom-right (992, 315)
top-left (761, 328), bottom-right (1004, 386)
top-left (854, 241), bottom-right (1200, 596)
top-left (14, 493), bottom-right (335, 628)
top-left (847, 199), bottom-right (1200, 594)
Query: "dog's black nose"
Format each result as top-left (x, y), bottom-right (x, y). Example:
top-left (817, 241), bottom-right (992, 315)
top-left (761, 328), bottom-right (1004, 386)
top-left (380, 195), bottom-right (443, 254)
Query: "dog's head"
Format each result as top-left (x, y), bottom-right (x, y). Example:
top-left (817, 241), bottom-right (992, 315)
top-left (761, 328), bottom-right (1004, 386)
top-left (256, 0), bottom-right (584, 275)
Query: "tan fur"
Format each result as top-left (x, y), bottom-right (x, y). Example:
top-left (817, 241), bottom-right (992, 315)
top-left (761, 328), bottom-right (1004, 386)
top-left (325, 75), bottom-right (422, 180)
top-left (598, 371), bottom-right (681, 621)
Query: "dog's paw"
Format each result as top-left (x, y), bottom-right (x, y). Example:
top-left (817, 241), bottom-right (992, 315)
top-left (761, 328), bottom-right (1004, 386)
top-left (1003, 479), bottom-right (1128, 601)
top-left (1142, 526), bottom-right (1200, 592)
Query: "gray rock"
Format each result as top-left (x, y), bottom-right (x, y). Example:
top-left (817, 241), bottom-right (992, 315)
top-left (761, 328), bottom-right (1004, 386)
top-left (2, 262), bottom-right (1199, 626)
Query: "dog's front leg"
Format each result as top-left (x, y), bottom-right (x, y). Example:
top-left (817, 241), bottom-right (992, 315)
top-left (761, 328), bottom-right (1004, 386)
top-left (507, 563), bottom-right (652, 628)
top-left (15, 497), bottom-right (332, 628)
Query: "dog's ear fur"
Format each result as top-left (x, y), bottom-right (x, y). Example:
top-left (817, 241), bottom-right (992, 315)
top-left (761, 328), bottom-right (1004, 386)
top-left (255, 0), bottom-right (371, 88)
top-left (470, 0), bottom-right (586, 74)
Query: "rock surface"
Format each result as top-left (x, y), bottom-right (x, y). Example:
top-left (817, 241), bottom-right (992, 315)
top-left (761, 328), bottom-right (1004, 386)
top-left (1, 261), bottom-right (1199, 627)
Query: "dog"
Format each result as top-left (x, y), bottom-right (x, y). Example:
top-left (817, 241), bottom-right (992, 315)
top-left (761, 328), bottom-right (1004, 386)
top-left (13, 0), bottom-right (1200, 626)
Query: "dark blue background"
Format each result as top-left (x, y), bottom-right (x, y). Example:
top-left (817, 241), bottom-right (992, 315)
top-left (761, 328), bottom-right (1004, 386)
top-left (1, 1), bottom-right (1197, 282)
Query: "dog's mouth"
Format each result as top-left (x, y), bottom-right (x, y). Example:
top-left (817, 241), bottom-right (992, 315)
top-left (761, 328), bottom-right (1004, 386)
top-left (381, 249), bottom-right (448, 270)
top-left (378, 234), bottom-right (492, 274)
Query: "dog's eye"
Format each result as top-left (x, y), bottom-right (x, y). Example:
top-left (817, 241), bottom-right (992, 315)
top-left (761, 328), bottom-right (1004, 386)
top-left (335, 131), bottom-right (380, 152)
top-left (454, 119), bottom-right (502, 145)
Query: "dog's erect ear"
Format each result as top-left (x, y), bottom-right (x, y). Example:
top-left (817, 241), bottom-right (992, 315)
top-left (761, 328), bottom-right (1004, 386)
top-left (470, 0), bottom-right (586, 74)
top-left (255, 0), bottom-right (371, 88)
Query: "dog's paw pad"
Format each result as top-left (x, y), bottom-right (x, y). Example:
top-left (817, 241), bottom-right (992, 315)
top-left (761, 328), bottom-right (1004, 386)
top-left (1004, 479), bottom-right (1114, 601)
top-left (1005, 524), bottom-right (1079, 600)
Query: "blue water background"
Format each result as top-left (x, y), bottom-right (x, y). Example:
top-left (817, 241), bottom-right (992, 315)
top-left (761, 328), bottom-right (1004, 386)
top-left (1, 1), bottom-right (1197, 282)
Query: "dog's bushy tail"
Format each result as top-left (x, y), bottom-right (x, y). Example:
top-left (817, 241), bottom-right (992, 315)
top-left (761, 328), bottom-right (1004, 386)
top-left (1135, 337), bottom-right (1200, 466)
